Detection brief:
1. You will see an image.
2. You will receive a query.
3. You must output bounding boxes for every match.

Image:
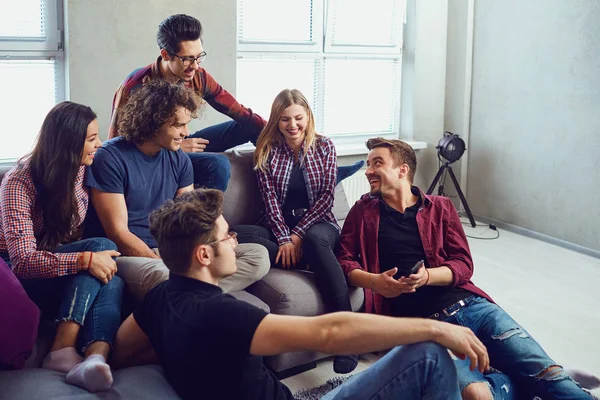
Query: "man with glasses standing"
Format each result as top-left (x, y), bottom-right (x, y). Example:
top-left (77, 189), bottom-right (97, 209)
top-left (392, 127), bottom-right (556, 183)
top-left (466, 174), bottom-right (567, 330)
top-left (108, 14), bottom-right (264, 192)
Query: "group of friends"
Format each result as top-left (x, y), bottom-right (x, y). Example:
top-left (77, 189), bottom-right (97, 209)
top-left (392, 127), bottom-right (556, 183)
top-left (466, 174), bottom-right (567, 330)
top-left (0, 13), bottom-right (595, 400)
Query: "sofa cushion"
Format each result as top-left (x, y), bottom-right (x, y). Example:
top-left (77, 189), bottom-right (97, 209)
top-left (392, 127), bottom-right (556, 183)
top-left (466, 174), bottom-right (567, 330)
top-left (247, 269), bottom-right (364, 316)
top-left (0, 364), bottom-right (180, 399)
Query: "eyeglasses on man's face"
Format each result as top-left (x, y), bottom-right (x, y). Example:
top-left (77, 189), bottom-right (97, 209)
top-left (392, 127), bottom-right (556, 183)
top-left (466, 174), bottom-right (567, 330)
top-left (207, 231), bottom-right (238, 246)
top-left (171, 51), bottom-right (207, 67)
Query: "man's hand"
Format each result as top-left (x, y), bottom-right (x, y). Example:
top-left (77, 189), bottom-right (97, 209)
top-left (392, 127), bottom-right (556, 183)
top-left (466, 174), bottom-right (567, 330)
top-left (433, 322), bottom-right (490, 373)
top-left (399, 265), bottom-right (428, 290)
top-left (180, 138), bottom-right (209, 153)
top-left (372, 268), bottom-right (416, 298)
top-left (290, 233), bottom-right (302, 263)
top-left (276, 243), bottom-right (297, 268)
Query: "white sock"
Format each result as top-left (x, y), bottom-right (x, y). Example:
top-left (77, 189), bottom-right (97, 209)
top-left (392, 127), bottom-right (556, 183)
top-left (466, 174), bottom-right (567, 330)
top-left (41, 347), bottom-right (84, 373)
top-left (65, 354), bottom-right (113, 393)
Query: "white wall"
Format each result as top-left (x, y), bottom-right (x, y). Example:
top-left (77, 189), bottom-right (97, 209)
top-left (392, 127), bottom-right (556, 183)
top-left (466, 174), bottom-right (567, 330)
top-left (467, 0), bottom-right (600, 252)
top-left (65, 0), bottom-right (236, 139)
top-left (401, 0), bottom-right (449, 189)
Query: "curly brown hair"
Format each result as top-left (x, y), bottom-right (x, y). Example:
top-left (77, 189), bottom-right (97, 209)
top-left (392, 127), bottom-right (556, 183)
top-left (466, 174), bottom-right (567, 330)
top-left (117, 80), bottom-right (201, 145)
top-left (149, 189), bottom-right (223, 275)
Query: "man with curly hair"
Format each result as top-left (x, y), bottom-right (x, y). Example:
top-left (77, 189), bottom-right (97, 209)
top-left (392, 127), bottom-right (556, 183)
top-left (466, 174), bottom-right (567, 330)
top-left (87, 80), bottom-right (269, 302)
top-left (108, 14), bottom-right (364, 192)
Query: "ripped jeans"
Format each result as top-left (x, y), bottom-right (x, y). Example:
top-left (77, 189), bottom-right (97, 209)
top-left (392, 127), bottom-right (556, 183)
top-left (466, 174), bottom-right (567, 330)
top-left (444, 296), bottom-right (590, 399)
top-left (18, 238), bottom-right (124, 353)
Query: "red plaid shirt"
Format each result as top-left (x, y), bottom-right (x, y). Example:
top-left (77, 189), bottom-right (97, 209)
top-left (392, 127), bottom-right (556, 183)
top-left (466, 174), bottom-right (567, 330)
top-left (0, 162), bottom-right (88, 279)
top-left (108, 57), bottom-right (266, 138)
top-left (256, 136), bottom-right (338, 245)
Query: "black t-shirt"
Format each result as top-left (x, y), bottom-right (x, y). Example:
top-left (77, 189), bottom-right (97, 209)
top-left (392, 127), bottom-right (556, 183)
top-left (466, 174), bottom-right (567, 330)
top-left (282, 162), bottom-right (310, 228)
top-left (133, 274), bottom-right (293, 400)
top-left (378, 188), bottom-right (469, 318)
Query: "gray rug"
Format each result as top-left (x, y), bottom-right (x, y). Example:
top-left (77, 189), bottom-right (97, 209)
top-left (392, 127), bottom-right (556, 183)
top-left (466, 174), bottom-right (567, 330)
top-left (292, 375), bottom-right (599, 400)
top-left (294, 376), bottom-right (353, 400)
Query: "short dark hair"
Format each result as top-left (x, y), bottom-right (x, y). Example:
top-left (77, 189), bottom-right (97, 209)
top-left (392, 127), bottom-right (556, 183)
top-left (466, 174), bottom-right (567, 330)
top-left (157, 14), bottom-right (203, 55)
top-left (117, 80), bottom-right (200, 145)
top-left (366, 137), bottom-right (417, 183)
top-left (149, 189), bottom-right (223, 275)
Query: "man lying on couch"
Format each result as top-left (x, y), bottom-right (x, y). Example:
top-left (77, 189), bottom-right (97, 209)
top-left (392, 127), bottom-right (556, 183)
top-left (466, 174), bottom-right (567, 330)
top-left (111, 188), bottom-right (490, 400)
top-left (337, 137), bottom-right (591, 400)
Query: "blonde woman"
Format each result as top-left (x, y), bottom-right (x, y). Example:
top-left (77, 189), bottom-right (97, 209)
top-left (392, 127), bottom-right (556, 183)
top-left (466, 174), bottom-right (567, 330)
top-left (235, 89), bottom-right (358, 374)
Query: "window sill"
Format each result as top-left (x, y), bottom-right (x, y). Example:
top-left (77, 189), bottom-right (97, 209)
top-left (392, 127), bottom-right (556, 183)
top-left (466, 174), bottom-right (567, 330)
top-left (232, 140), bottom-right (428, 157)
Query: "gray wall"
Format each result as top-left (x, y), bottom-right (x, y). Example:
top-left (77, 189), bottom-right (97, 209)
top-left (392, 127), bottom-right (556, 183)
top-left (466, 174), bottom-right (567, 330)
top-left (65, 0), bottom-right (236, 139)
top-left (468, 0), bottom-right (600, 251)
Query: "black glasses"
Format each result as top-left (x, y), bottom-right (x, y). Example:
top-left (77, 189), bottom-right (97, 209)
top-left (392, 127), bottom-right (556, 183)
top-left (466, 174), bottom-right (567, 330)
top-left (207, 231), bottom-right (238, 246)
top-left (171, 52), bottom-right (207, 67)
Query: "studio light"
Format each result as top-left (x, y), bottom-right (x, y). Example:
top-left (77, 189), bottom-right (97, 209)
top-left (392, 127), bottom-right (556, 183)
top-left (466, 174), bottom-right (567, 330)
top-left (436, 131), bottom-right (466, 164)
top-left (427, 131), bottom-right (476, 227)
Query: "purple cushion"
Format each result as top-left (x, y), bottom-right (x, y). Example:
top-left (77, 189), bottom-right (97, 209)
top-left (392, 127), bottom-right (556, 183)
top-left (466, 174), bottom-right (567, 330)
top-left (0, 259), bottom-right (40, 369)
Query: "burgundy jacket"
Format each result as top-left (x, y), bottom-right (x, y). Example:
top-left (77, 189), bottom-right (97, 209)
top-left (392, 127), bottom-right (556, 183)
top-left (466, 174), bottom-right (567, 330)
top-left (338, 187), bottom-right (493, 315)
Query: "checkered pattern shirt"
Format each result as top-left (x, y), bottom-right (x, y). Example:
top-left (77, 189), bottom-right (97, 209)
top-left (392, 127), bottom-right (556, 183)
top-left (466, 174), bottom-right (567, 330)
top-left (256, 135), bottom-right (339, 246)
top-left (108, 57), bottom-right (266, 138)
top-left (0, 162), bottom-right (88, 279)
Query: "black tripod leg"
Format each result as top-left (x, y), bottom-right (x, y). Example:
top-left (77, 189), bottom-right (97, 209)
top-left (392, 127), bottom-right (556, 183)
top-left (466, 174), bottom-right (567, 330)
top-left (446, 167), bottom-right (476, 227)
top-left (427, 166), bottom-right (445, 195)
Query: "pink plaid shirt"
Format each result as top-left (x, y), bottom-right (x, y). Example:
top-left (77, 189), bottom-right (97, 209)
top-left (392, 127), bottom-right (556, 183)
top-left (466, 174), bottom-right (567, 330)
top-left (0, 162), bottom-right (88, 279)
top-left (256, 135), bottom-right (338, 245)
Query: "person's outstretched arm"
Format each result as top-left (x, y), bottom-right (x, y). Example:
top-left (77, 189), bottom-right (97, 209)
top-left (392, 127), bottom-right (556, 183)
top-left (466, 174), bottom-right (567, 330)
top-left (251, 312), bottom-right (489, 373)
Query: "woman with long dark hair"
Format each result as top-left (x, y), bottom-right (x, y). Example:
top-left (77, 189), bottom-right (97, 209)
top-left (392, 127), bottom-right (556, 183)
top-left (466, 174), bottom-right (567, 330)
top-left (0, 102), bottom-right (124, 392)
top-left (236, 89), bottom-right (358, 374)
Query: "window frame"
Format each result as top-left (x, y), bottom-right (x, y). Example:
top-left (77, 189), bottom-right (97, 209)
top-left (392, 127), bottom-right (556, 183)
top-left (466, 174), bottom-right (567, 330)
top-left (0, 0), bottom-right (65, 162)
top-left (236, 0), bottom-right (404, 145)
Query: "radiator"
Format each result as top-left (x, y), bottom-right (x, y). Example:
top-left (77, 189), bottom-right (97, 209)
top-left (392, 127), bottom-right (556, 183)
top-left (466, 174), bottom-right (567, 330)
top-left (341, 170), bottom-right (370, 208)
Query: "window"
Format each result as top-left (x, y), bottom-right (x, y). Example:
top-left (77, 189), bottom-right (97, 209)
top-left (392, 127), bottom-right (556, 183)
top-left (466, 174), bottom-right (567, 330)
top-left (236, 0), bottom-right (405, 146)
top-left (0, 0), bottom-right (64, 161)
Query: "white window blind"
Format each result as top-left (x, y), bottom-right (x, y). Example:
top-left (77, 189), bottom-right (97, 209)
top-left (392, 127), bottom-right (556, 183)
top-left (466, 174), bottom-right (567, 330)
top-left (237, 56), bottom-right (320, 121)
top-left (0, 59), bottom-right (58, 160)
top-left (237, 0), bottom-right (404, 142)
top-left (323, 58), bottom-right (399, 135)
top-left (0, 0), bottom-right (58, 51)
top-left (0, 0), bottom-right (63, 161)
top-left (325, 0), bottom-right (403, 53)
top-left (238, 0), bottom-right (323, 52)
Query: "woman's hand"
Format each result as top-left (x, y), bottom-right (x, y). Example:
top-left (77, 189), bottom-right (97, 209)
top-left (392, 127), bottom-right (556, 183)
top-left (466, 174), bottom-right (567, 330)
top-left (276, 243), bottom-right (297, 268)
top-left (86, 250), bottom-right (120, 284)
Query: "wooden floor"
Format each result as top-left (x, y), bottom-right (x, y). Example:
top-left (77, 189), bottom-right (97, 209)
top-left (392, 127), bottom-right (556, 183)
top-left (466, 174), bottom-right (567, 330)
top-left (283, 221), bottom-right (600, 394)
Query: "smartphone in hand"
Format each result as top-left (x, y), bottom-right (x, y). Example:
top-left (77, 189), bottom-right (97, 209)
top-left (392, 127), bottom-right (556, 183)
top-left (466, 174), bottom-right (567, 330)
top-left (402, 259), bottom-right (424, 278)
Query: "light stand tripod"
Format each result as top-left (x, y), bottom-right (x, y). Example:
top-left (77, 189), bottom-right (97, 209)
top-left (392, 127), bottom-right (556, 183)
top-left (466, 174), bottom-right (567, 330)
top-left (426, 160), bottom-right (476, 227)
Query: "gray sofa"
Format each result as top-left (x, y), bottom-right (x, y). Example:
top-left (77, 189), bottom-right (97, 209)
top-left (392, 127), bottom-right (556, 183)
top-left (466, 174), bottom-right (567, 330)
top-left (0, 150), bottom-right (364, 398)
top-left (223, 150), bottom-right (364, 377)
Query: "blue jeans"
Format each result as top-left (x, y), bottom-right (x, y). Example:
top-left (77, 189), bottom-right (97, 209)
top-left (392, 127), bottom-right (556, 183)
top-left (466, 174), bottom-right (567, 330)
top-left (443, 296), bottom-right (590, 399)
top-left (189, 120), bottom-right (366, 191)
top-left (321, 342), bottom-right (461, 400)
top-left (18, 238), bottom-right (124, 353)
top-left (187, 121), bottom-right (256, 191)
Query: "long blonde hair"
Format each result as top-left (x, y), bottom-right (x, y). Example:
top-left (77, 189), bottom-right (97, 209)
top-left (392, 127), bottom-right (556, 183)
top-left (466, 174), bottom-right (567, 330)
top-left (254, 89), bottom-right (317, 172)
